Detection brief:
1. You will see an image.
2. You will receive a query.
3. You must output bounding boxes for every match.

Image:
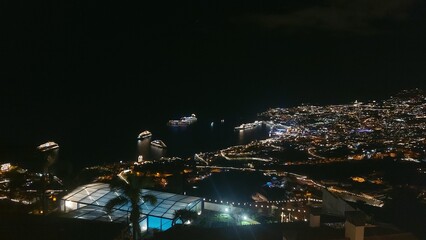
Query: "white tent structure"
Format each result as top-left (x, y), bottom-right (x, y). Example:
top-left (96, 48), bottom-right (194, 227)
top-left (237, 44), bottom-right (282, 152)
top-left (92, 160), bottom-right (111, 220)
top-left (60, 182), bottom-right (203, 231)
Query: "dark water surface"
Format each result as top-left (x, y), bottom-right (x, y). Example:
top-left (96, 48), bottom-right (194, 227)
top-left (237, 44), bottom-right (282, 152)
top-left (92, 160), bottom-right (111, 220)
top-left (3, 112), bottom-right (270, 179)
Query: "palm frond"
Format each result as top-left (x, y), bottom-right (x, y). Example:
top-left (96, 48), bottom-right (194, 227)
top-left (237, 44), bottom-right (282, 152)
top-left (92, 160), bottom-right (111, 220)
top-left (104, 196), bottom-right (128, 213)
top-left (172, 209), bottom-right (198, 226)
top-left (174, 209), bottom-right (198, 221)
top-left (104, 171), bottom-right (157, 240)
top-left (108, 175), bottom-right (128, 191)
top-left (142, 194), bottom-right (157, 205)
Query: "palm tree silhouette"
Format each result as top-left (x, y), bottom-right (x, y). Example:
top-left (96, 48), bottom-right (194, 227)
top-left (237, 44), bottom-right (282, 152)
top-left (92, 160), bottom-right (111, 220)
top-left (105, 171), bottom-right (157, 240)
top-left (172, 209), bottom-right (198, 226)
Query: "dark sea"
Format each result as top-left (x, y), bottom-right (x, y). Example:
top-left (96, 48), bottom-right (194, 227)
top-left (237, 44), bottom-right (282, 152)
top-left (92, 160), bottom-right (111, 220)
top-left (137, 116), bottom-right (271, 159)
top-left (2, 109), bottom-right (271, 180)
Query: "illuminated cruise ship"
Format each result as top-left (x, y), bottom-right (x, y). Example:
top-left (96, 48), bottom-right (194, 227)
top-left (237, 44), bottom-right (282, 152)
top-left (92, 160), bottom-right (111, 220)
top-left (37, 141), bottom-right (59, 152)
top-left (251, 192), bottom-right (268, 202)
top-left (137, 130), bottom-right (152, 140)
top-left (167, 114), bottom-right (197, 126)
top-left (150, 140), bottom-right (167, 148)
top-left (234, 121), bottom-right (262, 131)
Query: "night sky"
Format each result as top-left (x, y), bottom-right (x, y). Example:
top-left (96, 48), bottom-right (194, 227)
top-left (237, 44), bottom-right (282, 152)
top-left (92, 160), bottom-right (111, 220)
top-left (1, 1), bottom-right (426, 167)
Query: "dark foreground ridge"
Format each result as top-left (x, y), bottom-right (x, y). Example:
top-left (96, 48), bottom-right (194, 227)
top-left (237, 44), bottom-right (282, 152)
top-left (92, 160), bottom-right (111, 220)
top-left (0, 211), bottom-right (126, 240)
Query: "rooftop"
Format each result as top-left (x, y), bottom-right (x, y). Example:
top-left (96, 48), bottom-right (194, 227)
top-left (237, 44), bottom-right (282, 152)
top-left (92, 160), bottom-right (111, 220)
top-left (61, 182), bottom-right (202, 223)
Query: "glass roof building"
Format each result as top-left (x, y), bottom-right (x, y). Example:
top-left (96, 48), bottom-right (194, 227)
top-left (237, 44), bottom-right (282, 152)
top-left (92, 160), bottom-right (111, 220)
top-left (60, 182), bottom-right (203, 231)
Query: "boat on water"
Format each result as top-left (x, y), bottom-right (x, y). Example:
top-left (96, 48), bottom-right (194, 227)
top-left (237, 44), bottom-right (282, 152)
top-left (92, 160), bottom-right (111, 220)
top-left (251, 192), bottom-right (268, 202)
top-left (37, 141), bottom-right (59, 152)
top-left (167, 120), bottom-right (189, 126)
top-left (150, 140), bottom-right (167, 148)
top-left (181, 113), bottom-right (197, 122)
top-left (137, 130), bottom-right (152, 139)
top-left (234, 123), bottom-right (255, 131)
top-left (234, 121), bottom-right (262, 131)
top-left (167, 114), bottom-right (197, 126)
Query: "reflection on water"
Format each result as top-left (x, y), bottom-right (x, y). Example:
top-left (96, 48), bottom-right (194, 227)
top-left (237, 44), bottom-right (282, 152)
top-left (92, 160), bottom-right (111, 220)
top-left (137, 138), bottom-right (150, 159)
top-left (137, 138), bottom-right (167, 161)
top-left (237, 125), bottom-right (269, 145)
top-left (137, 119), bottom-right (270, 161)
top-left (150, 145), bottom-right (167, 160)
top-left (237, 128), bottom-right (257, 145)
